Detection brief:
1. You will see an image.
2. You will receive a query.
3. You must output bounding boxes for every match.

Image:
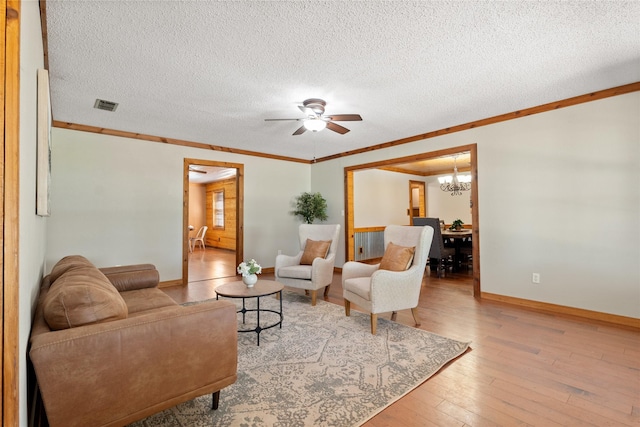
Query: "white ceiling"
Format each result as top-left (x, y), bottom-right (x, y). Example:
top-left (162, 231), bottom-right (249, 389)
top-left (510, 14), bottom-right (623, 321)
top-left (188, 165), bottom-right (237, 184)
top-left (45, 1), bottom-right (639, 162)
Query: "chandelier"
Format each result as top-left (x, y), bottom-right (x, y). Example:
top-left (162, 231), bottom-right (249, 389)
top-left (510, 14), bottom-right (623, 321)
top-left (439, 156), bottom-right (471, 196)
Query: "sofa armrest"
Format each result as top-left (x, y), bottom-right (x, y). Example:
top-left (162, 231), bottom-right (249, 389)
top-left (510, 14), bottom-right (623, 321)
top-left (99, 264), bottom-right (159, 292)
top-left (29, 300), bottom-right (238, 427)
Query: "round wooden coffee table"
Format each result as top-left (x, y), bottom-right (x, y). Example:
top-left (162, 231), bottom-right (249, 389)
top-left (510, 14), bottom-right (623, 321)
top-left (215, 280), bottom-right (284, 346)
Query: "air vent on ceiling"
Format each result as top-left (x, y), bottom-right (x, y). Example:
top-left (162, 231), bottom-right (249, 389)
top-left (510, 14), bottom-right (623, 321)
top-left (93, 99), bottom-right (119, 112)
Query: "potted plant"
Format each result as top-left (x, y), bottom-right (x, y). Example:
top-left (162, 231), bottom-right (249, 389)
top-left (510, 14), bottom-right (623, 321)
top-left (450, 219), bottom-right (464, 231)
top-left (292, 192), bottom-right (328, 224)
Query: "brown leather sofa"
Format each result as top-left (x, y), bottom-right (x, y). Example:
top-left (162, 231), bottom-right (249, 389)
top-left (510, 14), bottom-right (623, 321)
top-left (29, 255), bottom-right (238, 427)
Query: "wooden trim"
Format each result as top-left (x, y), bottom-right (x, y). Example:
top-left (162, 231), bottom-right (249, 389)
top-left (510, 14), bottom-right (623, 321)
top-left (4, 1), bottom-right (20, 425)
top-left (481, 292), bottom-right (640, 329)
top-left (53, 121), bottom-right (310, 164)
top-left (158, 279), bottom-right (183, 289)
top-left (353, 226), bottom-right (385, 233)
top-left (379, 165), bottom-right (471, 177)
top-left (469, 144), bottom-right (480, 298)
top-left (317, 82), bottom-right (640, 163)
top-left (344, 144), bottom-right (477, 173)
top-left (183, 159), bottom-right (244, 286)
top-left (344, 171), bottom-right (354, 261)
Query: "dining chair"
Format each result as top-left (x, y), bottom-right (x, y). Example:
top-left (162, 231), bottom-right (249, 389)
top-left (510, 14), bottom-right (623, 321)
top-left (189, 226), bottom-right (208, 252)
top-left (412, 217), bottom-right (454, 277)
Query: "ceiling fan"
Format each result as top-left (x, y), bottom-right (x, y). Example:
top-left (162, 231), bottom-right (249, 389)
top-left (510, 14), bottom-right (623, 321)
top-left (265, 98), bottom-right (362, 135)
top-left (188, 166), bottom-right (207, 174)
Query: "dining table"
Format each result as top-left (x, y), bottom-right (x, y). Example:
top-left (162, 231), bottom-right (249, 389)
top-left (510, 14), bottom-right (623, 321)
top-left (441, 229), bottom-right (472, 270)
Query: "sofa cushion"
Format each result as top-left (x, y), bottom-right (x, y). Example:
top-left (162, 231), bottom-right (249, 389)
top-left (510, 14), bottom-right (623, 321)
top-left (43, 266), bottom-right (128, 330)
top-left (300, 239), bottom-right (331, 265)
top-left (121, 288), bottom-right (178, 314)
top-left (379, 242), bottom-right (415, 272)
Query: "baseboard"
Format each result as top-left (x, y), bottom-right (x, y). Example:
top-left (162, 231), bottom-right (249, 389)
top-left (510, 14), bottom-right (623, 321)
top-left (159, 279), bottom-right (183, 288)
top-left (481, 292), bottom-right (640, 329)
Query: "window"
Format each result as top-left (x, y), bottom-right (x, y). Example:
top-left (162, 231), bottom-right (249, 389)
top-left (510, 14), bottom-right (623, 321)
top-left (214, 190), bottom-right (224, 228)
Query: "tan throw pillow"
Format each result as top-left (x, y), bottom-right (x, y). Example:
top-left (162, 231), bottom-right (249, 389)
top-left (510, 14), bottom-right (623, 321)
top-left (300, 239), bottom-right (331, 265)
top-left (379, 242), bottom-right (415, 271)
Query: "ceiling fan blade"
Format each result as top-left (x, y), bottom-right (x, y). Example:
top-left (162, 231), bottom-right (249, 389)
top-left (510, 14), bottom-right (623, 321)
top-left (265, 118), bottom-right (303, 121)
top-left (326, 121), bottom-right (350, 134)
top-left (326, 114), bottom-right (362, 121)
top-left (189, 168), bottom-right (207, 174)
top-left (292, 125), bottom-right (307, 136)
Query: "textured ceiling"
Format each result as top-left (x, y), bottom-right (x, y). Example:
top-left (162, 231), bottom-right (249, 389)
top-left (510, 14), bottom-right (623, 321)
top-left (45, 1), bottom-right (640, 162)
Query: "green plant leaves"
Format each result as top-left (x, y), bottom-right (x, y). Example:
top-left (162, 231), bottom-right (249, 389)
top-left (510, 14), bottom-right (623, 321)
top-left (292, 192), bottom-right (328, 224)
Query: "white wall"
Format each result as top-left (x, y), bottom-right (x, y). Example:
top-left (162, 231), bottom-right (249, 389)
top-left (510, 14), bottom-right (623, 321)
top-left (314, 92), bottom-right (640, 319)
top-left (46, 128), bottom-right (310, 280)
top-left (353, 169), bottom-right (425, 227)
top-left (19, 2), bottom-right (47, 426)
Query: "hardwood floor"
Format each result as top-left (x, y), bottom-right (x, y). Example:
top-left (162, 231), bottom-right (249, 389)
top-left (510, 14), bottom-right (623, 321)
top-left (164, 250), bottom-right (640, 426)
top-left (187, 247), bottom-right (237, 283)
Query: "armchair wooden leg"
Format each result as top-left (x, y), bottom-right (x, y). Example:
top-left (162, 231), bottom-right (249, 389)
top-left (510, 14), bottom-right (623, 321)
top-left (411, 307), bottom-right (421, 327)
top-left (391, 311), bottom-right (397, 321)
top-left (310, 290), bottom-right (317, 306)
top-left (344, 299), bottom-right (351, 316)
top-left (370, 314), bottom-right (378, 335)
top-left (323, 285), bottom-right (330, 297)
top-left (211, 391), bottom-right (220, 410)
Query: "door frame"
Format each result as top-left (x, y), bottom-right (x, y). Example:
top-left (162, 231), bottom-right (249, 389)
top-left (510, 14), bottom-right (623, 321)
top-left (3, 0), bottom-right (20, 424)
top-left (182, 159), bottom-right (244, 285)
top-left (344, 143), bottom-right (480, 297)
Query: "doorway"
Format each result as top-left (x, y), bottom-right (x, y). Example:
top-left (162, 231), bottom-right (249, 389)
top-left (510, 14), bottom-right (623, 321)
top-left (409, 180), bottom-right (426, 222)
top-left (183, 159), bottom-right (244, 285)
top-left (344, 144), bottom-right (480, 297)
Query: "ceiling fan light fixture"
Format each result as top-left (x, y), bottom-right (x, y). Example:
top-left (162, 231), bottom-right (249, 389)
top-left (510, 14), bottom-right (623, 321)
top-left (303, 119), bottom-right (327, 132)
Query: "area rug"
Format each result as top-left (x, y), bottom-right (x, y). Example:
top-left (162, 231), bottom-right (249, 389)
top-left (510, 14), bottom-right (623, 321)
top-left (129, 291), bottom-right (470, 427)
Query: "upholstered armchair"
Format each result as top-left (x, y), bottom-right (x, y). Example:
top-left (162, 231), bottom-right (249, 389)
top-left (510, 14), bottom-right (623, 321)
top-left (342, 225), bottom-right (434, 334)
top-left (275, 224), bottom-right (341, 306)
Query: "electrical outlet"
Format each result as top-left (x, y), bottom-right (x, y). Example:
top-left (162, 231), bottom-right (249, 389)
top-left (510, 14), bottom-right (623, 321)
top-left (532, 273), bottom-right (540, 284)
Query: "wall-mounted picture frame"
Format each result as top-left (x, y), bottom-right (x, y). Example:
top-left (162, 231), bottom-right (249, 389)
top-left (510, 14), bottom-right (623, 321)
top-left (37, 69), bottom-right (52, 216)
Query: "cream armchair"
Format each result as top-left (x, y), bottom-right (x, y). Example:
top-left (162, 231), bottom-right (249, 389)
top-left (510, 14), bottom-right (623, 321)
top-left (342, 225), bottom-right (434, 334)
top-left (275, 224), bottom-right (341, 306)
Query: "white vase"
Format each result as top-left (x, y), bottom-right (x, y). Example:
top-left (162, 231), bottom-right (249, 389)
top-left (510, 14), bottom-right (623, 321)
top-left (242, 273), bottom-right (258, 288)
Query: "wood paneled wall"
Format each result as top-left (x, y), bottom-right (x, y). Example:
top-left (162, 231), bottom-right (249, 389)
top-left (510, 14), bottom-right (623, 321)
top-left (205, 178), bottom-right (236, 250)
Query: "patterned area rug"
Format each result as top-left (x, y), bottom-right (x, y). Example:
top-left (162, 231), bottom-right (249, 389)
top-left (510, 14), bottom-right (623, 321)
top-left (130, 291), bottom-right (470, 427)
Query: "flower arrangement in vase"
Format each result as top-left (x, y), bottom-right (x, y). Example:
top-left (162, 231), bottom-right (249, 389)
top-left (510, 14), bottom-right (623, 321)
top-left (237, 259), bottom-right (262, 287)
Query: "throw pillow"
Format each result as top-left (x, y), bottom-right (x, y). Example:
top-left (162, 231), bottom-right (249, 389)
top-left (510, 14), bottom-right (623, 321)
top-left (379, 242), bottom-right (415, 271)
top-left (300, 239), bottom-right (332, 265)
top-left (43, 266), bottom-right (128, 330)
top-left (48, 254), bottom-right (95, 283)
